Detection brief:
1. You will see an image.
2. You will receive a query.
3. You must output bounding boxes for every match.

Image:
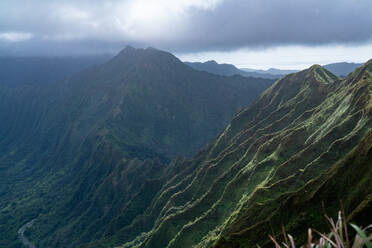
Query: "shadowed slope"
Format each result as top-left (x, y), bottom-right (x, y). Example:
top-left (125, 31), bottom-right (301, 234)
top-left (0, 47), bottom-right (275, 248)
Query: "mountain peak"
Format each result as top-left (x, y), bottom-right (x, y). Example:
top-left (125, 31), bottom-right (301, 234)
top-left (306, 64), bottom-right (339, 84)
top-left (205, 60), bottom-right (218, 64)
top-left (365, 58), bottom-right (372, 69)
top-left (119, 45), bottom-right (136, 53)
top-left (110, 46), bottom-right (185, 70)
top-left (309, 64), bottom-right (322, 70)
top-left (117, 46), bottom-right (161, 57)
top-left (145, 46), bottom-right (159, 52)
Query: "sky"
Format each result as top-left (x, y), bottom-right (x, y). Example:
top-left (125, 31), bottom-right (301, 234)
top-left (1, 0), bottom-right (372, 69)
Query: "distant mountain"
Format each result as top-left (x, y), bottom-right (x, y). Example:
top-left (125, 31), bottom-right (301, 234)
top-left (185, 60), bottom-right (281, 79)
top-left (0, 46), bottom-right (275, 247)
top-left (324, 62), bottom-right (363, 77)
top-left (240, 67), bottom-right (299, 75)
top-left (241, 61), bottom-right (365, 78)
top-left (0, 55), bottom-right (112, 86)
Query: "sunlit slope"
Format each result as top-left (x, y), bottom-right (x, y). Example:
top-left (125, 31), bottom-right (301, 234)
top-left (117, 61), bottom-right (372, 248)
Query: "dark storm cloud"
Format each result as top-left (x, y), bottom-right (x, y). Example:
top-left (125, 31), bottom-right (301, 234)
top-left (164, 0), bottom-right (372, 52)
top-left (1, 0), bottom-right (372, 55)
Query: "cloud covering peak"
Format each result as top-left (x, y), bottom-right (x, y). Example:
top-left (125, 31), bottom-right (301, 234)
top-left (1, 0), bottom-right (372, 55)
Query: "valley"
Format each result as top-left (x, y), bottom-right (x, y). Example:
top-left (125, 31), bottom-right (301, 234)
top-left (0, 47), bottom-right (275, 247)
top-left (1, 1), bottom-right (371, 247)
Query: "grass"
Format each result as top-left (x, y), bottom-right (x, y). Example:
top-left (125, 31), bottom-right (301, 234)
top-left (269, 207), bottom-right (372, 248)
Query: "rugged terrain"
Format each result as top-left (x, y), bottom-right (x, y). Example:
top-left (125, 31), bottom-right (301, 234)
top-left (1, 47), bottom-right (370, 248)
top-left (111, 61), bottom-right (372, 248)
top-left (0, 47), bottom-right (274, 248)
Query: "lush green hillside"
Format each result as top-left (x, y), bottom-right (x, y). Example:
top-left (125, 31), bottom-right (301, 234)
top-left (1, 48), bottom-right (370, 248)
top-left (111, 61), bottom-right (371, 248)
top-left (0, 47), bottom-right (274, 247)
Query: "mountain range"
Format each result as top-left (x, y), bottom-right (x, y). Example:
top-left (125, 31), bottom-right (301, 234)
top-left (0, 47), bottom-right (371, 248)
top-left (240, 67), bottom-right (298, 75)
top-left (186, 60), bottom-right (364, 79)
top-left (185, 60), bottom-right (281, 79)
top-left (109, 61), bottom-right (371, 248)
top-left (323, 62), bottom-right (364, 77)
top-left (0, 46), bottom-right (274, 247)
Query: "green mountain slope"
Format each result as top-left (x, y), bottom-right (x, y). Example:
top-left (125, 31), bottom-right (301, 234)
top-left (114, 61), bottom-right (372, 248)
top-left (0, 47), bottom-right (274, 247)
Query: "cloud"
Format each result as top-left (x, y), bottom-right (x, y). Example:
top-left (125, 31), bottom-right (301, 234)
top-left (0, 32), bottom-right (33, 42)
top-left (177, 44), bottom-right (372, 70)
top-left (0, 0), bottom-right (371, 55)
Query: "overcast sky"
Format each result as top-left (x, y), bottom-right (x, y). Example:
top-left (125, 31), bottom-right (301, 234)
top-left (1, 0), bottom-right (372, 69)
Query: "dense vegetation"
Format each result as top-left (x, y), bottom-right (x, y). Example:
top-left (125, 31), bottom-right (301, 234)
top-left (0, 47), bottom-right (370, 248)
top-left (112, 62), bottom-right (371, 248)
top-left (0, 47), bottom-right (275, 247)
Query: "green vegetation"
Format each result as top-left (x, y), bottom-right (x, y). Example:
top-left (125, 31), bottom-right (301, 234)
top-left (114, 61), bottom-right (371, 248)
top-left (0, 49), bottom-right (371, 248)
top-left (269, 210), bottom-right (372, 248)
top-left (0, 47), bottom-right (274, 247)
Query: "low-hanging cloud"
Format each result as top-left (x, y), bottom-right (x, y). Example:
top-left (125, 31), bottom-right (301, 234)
top-left (1, 0), bottom-right (372, 55)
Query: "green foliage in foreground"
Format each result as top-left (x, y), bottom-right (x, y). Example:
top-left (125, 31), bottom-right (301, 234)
top-left (269, 210), bottom-right (372, 248)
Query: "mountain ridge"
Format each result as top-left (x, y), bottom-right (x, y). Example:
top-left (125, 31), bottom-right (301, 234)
top-left (0, 47), bottom-right (370, 248)
top-left (185, 60), bottom-right (281, 79)
top-left (110, 62), bottom-right (372, 248)
top-left (186, 60), bottom-right (365, 80)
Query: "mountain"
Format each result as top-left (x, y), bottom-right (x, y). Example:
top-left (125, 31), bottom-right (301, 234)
top-left (240, 67), bottom-right (299, 75)
top-left (1, 47), bottom-right (370, 248)
top-left (186, 60), bottom-right (365, 79)
top-left (185, 60), bottom-right (281, 79)
top-left (0, 46), bottom-right (275, 247)
top-left (0, 55), bottom-right (112, 87)
top-left (241, 62), bottom-right (364, 78)
top-left (94, 62), bottom-right (371, 248)
top-left (324, 62), bottom-right (363, 78)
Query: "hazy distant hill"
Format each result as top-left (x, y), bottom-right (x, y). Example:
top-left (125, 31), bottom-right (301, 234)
top-left (324, 62), bottom-right (363, 77)
top-left (242, 62), bottom-right (364, 78)
top-left (186, 60), bottom-right (365, 80)
top-left (185, 60), bottom-right (281, 79)
top-left (240, 67), bottom-right (299, 75)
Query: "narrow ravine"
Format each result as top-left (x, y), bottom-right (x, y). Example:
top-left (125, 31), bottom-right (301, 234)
top-left (17, 219), bottom-right (36, 248)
